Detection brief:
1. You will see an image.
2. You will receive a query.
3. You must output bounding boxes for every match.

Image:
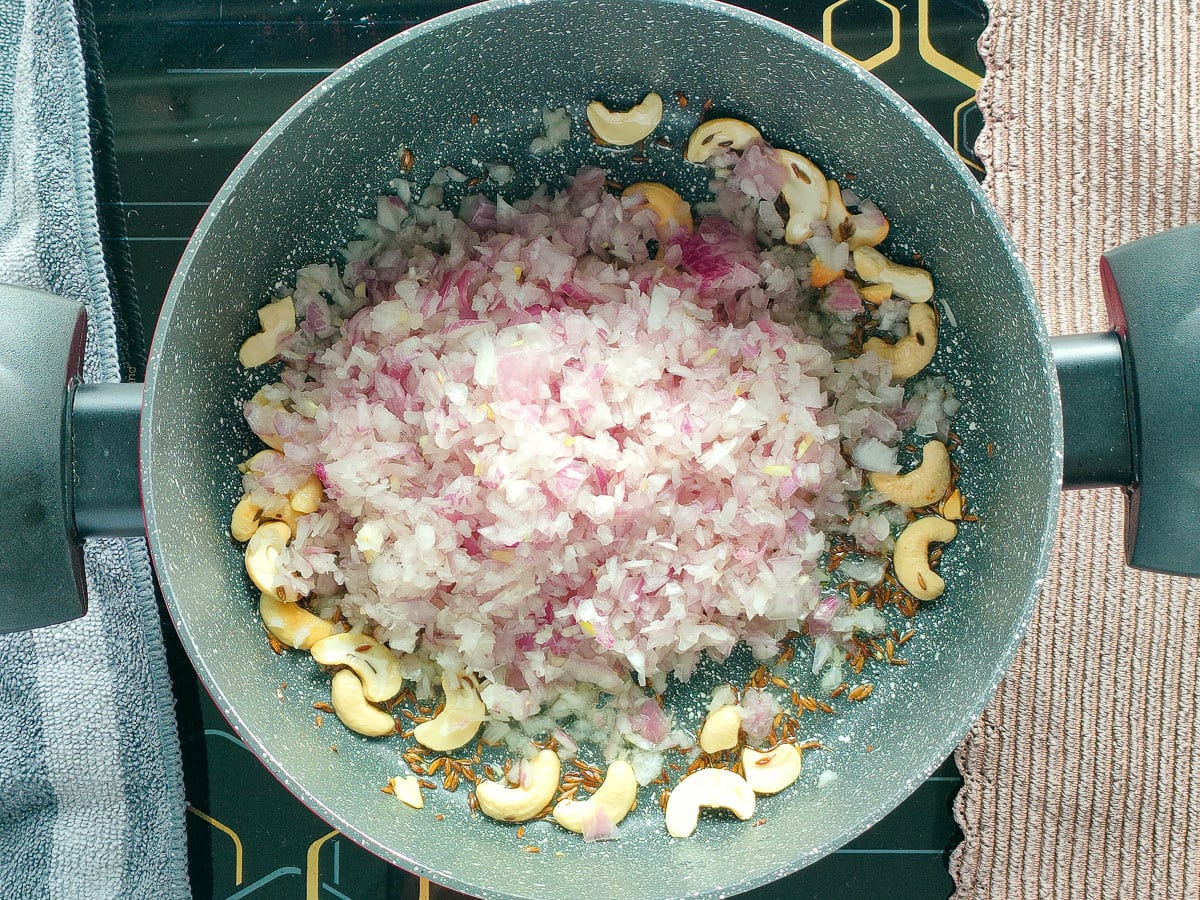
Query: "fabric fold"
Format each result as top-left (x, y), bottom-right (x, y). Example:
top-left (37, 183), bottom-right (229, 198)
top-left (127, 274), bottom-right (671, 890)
top-left (952, 2), bottom-right (1200, 897)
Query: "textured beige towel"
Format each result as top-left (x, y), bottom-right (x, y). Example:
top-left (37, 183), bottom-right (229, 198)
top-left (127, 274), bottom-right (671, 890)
top-left (951, 2), bottom-right (1200, 898)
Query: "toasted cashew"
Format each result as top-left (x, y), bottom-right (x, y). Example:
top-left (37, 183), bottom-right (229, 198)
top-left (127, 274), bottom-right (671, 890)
top-left (239, 449), bottom-right (282, 474)
top-left (231, 496), bottom-right (263, 542)
top-left (684, 118), bottom-right (762, 163)
top-left (553, 760), bottom-right (638, 834)
top-left (389, 775), bottom-right (424, 809)
top-left (863, 302), bottom-right (938, 379)
top-left (859, 282), bottom-right (892, 303)
top-left (290, 474), bottom-right (324, 514)
top-left (664, 767), bottom-right (756, 838)
top-left (893, 516), bottom-right (958, 601)
top-left (413, 672), bottom-right (486, 751)
top-left (853, 247), bottom-right (933, 302)
top-left (476, 749), bottom-right (561, 822)
top-left (259, 591), bottom-right (333, 649)
top-left (310, 632), bottom-right (404, 703)
top-left (248, 389), bottom-right (286, 450)
top-left (330, 669), bottom-right (396, 737)
top-left (775, 150), bottom-right (830, 245)
top-left (826, 180), bottom-right (849, 238)
top-left (870, 440), bottom-right (951, 508)
top-left (742, 744), bottom-right (803, 795)
top-left (941, 488), bottom-right (965, 521)
top-left (587, 92), bottom-right (663, 146)
top-left (847, 210), bottom-right (890, 250)
top-left (239, 296), bottom-right (295, 368)
top-left (698, 705), bottom-right (741, 755)
top-left (622, 182), bottom-right (694, 251)
top-left (245, 521), bottom-right (291, 597)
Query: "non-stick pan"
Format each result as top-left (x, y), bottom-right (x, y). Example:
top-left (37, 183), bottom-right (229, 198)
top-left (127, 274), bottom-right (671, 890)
top-left (3, 1), bottom-right (1198, 897)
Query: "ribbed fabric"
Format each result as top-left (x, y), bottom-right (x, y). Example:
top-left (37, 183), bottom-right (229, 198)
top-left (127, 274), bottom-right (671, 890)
top-left (951, 3), bottom-right (1200, 897)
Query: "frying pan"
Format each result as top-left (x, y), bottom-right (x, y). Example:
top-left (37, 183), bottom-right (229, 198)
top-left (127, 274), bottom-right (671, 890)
top-left (3, 0), bottom-right (1198, 897)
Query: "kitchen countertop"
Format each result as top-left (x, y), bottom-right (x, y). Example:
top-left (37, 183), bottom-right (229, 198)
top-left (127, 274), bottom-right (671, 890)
top-left (90, 2), bottom-right (986, 896)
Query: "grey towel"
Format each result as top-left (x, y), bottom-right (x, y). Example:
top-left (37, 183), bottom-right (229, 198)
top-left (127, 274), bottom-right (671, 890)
top-left (0, 0), bottom-right (189, 897)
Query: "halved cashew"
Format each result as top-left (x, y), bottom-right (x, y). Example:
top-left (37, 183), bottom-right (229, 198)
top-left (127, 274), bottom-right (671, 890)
top-left (859, 282), bottom-right (892, 303)
top-left (239, 296), bottom-right (295, 368)
top-left (552, 760), bottom-right (638, 834)
top-left (259, 591), bottom-right (334, 649)
top-left (587, 92), bottom-right (663, 146)
top-left (742, 743), bottom-right (803, 795)
top-left (245, 521), bottom-right (291, 596)
top-left (476, 749), bottom-right (561, 822)
top-left (329, 668), bottom-right (396, 737)
top-left (863, 302), bottom-right (938, 379)
top-left (852, 246), bottom-right (933, 302)
top-left (622, 182), bottom-right (694, 249)
top-left (847, 210), bottom-right (890, 250)
top-left (231, 496), bottom-right (263, 542)
top-left (310, 632), bottom-right (405, 703)
top-left (893, 515), bottom-right (958, 601)
top-left (239, 448), bottom-right (282, 474)
top-left (870, 440), bottom-right (951, 508)
top-left (248, 389), bottom-right (286, 450)
top-left (413, 672), bottom-right (486, 751)
top-left (290, 474), bottom-right (324, 514)
top-left (698, 704), bottom-right (741, 754)
top-left (774, 150), bottom-right (830, 245)
top-left (664, 767), bottom-right (756, 838)
top-left (684, 118), bottom-right (762, 163)
top-left (389, 775), bottom-right (424, 809)
top-left (941, 488), bottom-right (965, 521)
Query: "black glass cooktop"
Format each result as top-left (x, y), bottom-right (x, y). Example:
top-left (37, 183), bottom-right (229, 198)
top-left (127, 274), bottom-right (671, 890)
top-left (90, 2), bottom-right (986, 897)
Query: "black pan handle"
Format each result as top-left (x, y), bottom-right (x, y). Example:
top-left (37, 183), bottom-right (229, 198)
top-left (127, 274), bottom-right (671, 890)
top-left (1051, 222), bottom-right (1200, 577)
top-left (0, 285), bottom-right (143, 635)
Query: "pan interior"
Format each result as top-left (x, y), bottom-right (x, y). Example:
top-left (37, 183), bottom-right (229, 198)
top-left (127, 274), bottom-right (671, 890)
top-left (143, 1), bottom-right (1060, 897)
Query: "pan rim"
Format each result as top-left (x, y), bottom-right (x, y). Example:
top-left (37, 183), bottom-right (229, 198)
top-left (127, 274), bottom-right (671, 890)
top-left (143, 0), bottom-right (1063, 896)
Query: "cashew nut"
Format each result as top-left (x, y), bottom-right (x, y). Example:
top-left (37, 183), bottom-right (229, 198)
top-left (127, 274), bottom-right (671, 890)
top-left (852, 246), bottom-right (933, 302)
top-left (239, 449), bottom-right (282, 474)
top-left (259, 591), bottom-right (334, 649)
top-left (684, 118), bottom-right (762, 164)
top-left (413, 672), bottom-right (486, 752)
top-left (244, 521), bottom-right (291, 597)
top-left (329, 668), bottom-right (396, 737)
top-left (742, 744), bottom-right (803, 795)
top-left (859, 282), bottom-right (892, 303)
top-left (310, 632), bottom-right (405, 703)
top-left (664, 767), bottom-right (756, 838)
top-left (863, 301), bottom-right (938, 379)
top-left (826, 179), bottom-right (849, 238)
top-left (941, 488), bottom-right (965, 521)
top-left (476, 749), bottom-right (561, 822)
top-left (231, 496), bottom-right (263, 542)
top-left (698, 704), bottom-right (741, 754)
top-left (290, 474), bottom-right (324, 514)
top-left (248, 389), bottom-right (286, 450)
top-left (893, 515), bottom-right (958, 601)
top-left (552, 760), bottom-right (638, 834)
top-left (870, 440), bottom-right (951, 508)
top-left (239, 296), bottom-right (295, 368)
top-left (587, 92), bottom-right (663, 146)
top-left (775, 150), bottom-right (830, 245)
top-left (847, 211), bottom-right (890, 250)
top-left (622, 182), bottom-right (694, 250)
top-left (390, 775), bottom-right (424, 809)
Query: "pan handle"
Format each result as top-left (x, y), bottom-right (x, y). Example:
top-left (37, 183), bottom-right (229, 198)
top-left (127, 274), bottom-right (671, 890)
top-left (1051, 222), bottom-right (1200, 577)
top-left (0, 285), bottom-right (143, 635)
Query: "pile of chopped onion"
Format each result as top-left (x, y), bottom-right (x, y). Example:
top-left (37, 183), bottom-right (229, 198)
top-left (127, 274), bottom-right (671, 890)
top-left (241, 156), bottom-right (955, 744)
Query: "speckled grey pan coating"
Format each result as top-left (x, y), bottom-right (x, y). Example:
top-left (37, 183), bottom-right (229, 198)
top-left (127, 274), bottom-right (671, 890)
top-left (142, 1), bottom-right (1062, 896)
